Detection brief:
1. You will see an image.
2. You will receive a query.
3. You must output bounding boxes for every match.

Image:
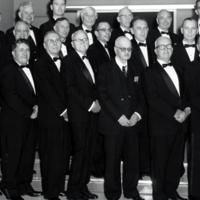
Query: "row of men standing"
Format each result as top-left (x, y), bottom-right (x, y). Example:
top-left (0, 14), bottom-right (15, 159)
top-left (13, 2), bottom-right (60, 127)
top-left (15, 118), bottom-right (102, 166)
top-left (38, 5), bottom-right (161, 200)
top-left (1, 0), bottom-right (200, 200)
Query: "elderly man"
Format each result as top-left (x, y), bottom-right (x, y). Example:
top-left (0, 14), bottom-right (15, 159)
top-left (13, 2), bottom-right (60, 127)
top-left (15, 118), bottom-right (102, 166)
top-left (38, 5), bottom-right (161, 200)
top-left (53, 17), bottom-right (73, 58)
top-left (76, 7), bottom-right (98, 45)
top-left (39, 0), bottom-right (75, 42)
top-left (142, 36), bottom-right (190, 200)
top-left (6, 1), bottom-right (40, 63)
top-left (2, 20), bottom-right (30, 66)
top-left (109, 7), bottom-right (134, 49)
top-left (172, 18), bottom-right (199, 71)
top-left (147, 9), bottom-right (180, 60)
top-left (33, 31), bottom-right (69, 200)
top-left (61, 30), bottom-right (100, 200)
top-left (184, 35), bottom-right (200, 200)
top-left (195, 0), bottom-right (200, 34)
top-left (0, 38), bottom-right (39, 200)
top-left (98, 36), bottom-right (145, 200)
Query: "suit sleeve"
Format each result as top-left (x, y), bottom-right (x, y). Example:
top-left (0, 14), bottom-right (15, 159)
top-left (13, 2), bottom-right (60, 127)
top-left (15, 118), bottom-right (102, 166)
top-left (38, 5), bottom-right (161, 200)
top-left (184, 64), bottom-right (200, 112)
top-left (33, 60), bottom-right (66, 115)
top-left (142, 68), bottom-right (177, 120)
top-left (0, 67), bottom-right (33, 118)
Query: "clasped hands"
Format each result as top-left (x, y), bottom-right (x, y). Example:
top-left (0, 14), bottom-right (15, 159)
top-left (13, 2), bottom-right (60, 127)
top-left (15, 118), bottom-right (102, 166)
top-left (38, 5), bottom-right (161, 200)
top-left (30, 105), bottom-right (38, 119)
top-left (174, 108), bottom-right (191, 123)
top-left (118, 113), bottom-right (139, 127)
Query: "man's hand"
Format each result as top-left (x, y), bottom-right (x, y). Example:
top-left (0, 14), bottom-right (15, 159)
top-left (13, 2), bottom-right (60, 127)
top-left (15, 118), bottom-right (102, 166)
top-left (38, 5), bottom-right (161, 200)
top-left (91, 100), bottom-right (101, 113)
top-left (118, 115), bottom-right (130, 127)
top-left (129, 113), bottom-right (139, 126)
top-left (174, 109), bottom-right (186, 123)
top-left (30, 105), bottom-right (38, 119)
top-left (62, 110), bottom-right (68, 122)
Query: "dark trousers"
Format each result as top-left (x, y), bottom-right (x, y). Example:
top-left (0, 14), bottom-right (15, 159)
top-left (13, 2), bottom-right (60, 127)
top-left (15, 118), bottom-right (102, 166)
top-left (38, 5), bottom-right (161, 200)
top-left (104, 128), bottom-right (139, 200)
top-left (151, 131), bottom-right (185, 200)
top-left (39, 124), bottom-right (70, 198)
top-left (67, 113), bottom-right (98, 198)
top-left (188, 132), bottom-right (200, 197)
top-left (0, 121), bottom-right (37, 198)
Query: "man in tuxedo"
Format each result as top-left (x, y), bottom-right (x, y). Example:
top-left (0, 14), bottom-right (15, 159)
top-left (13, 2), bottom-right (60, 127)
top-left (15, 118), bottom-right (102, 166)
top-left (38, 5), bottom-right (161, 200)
top-left (142, 36), bottom-right (190, 200)
top-left (130, 16), bottom-right (153, 178)
top-left (61, 30), bottom-right (100, 200)
top-left (172, 18), bottom-right (199, 71)
top-left (76, 7), bottom-right (98, 46)
top-left (97, 36), bottom-right (145, 200)
top-left (2, 20), bottom-right (30, 67)
top-left (6, 1), bottom-right (40, 64)
top-left (53, 17), bottom-right (73, 58)
top-left (109, 7), bottom-right (134, 50)
top-left (0, 13), bottom-right (5, 70)
top-left (39, 0), bottom-right (75, 42)
top-left (147, 9), bottom-right (180, 60)
top-left (88, 21), bottom-right (113, 74)
top-left (33, 31), bottom-right (69, 200)
top-left (0, 39), bottom-right (39, 200)
top-left (184, 35), bottom-right (200, 200)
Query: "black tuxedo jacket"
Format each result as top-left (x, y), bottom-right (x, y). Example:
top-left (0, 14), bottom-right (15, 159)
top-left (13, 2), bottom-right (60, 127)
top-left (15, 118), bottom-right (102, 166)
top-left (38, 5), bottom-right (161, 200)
top-left (0, 30), bottom-right (5, 69)
top-left (147, 27), bottom-right (181, 61)
top-left (61, 50), bottom-right (97, 123)
top-left (97, 58), bottom-right (145, 136)
top-left (172, 41), bottom-right (199, 71)
top-left (33, 51), bottom-right (67, 128)
top-left (6, 26), bottom-right (40, 65)
top-left (184, 57), bottom-right (200, 134)
top-left (130, 38), bottom-right (155, 75)
top-left (142, 61), bottom-right (188, 136)
top-left (39, 17), bottom-right (76, 42)
top-left (108, 26), bottom-right (134, 50)
top-left (87, 40), bottom-right (114, 75)
top-left (0, 62), bottom-right (36, 131)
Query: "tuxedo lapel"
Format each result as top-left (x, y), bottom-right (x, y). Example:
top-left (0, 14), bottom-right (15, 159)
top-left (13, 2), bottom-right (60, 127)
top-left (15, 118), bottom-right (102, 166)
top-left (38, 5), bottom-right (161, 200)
top-left (17, 66), bottom-right (35, 97)
top-left (97, 40), bottom-right (110, 60)
top-left (155, 62), bottom-right (179, 99)
top-left (73, 51), bottom-right (94, 86)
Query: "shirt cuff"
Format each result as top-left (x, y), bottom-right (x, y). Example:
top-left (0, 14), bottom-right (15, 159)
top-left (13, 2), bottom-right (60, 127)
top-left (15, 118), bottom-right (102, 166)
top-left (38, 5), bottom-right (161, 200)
top-left (134, 112), bottom-right (141, 120)
top-left (88, 101), bottom-right (95, 112)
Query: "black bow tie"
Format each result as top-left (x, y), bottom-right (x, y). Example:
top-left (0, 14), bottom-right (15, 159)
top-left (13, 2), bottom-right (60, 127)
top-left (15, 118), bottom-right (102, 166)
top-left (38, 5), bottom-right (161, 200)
top-left (161, 31), bottom-right (169, 35)
top-left (85, 29), bottom-right (92, 33)
top-left (20, 64), bottom-right (29, 68)
top-left (185, 44), bottom-right (196, 48)
top-left (162, 63), bottom-right (173, 68)
top-left (82, 55), bottom-right (88, 60)
top-left (124, 31), bottom-right (131, 34)
top-left (139, 42), bottom-right (147, 47)
top-left (53, 57), bottom-right (61, 62)
top-left (104, 44), bottom-right (108, 48)
top-left (29, 26), bottom-right (33, 30)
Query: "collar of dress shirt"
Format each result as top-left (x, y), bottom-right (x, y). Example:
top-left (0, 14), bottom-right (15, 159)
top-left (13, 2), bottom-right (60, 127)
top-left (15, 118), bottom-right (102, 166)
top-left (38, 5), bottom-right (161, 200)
top-left (120, 26), bottom-right (130, 33)
top-left (135, 38), bottom-right (146, 45)
top-left (115, 56), bottom-right (128, 71)
top-left (48, 53), bottom-right (60, 61)
top-left (182, 40), bottom-right (195, 46)
top-left (158, 27), bottom-right (169, 34)
top-left (82, 24), bottom-right (92, 32)
top-left (157, 59), bottom-right (171, 67)
top-left (99, 40), bottom-right (107, 47)
top-left (76, 50), bottom-right (86, 60)
top-left (14, 60), bottom-right (29, 67)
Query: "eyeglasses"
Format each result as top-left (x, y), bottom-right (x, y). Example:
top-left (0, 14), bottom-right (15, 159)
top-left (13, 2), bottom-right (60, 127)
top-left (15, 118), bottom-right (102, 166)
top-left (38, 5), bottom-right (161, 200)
top-left (115, 46), bottom-right (133, 52)
top-left (118, 14), bottom-right (133, 20)
top-left (97, 28), bottom-right (112, 33)
top-left (155, 44), bottom-right (172, 50)
top-left (72, 38), bottom-right (89, 44)
top-left (46, 39), bottom-right (62, 45)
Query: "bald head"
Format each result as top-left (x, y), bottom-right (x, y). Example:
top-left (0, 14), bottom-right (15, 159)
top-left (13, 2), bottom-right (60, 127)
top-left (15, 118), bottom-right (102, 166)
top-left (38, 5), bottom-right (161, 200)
top-left (114, 36), bottom-right (132, 63)
top-left (155, 36), bottom-right (173, 62)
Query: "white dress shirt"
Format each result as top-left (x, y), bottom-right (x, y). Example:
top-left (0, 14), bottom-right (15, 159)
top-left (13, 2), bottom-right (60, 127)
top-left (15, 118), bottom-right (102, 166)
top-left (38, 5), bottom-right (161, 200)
top-left (99, 40), bottom-right (111, 59)
top-left (120, 26), bottom-right (133, 40)
top-left (183, 40), bottom-right (196, 62)
top-left (82, 24), bottom-right (93, 45)
top-left (158, 27), bottom-right (170, 39)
